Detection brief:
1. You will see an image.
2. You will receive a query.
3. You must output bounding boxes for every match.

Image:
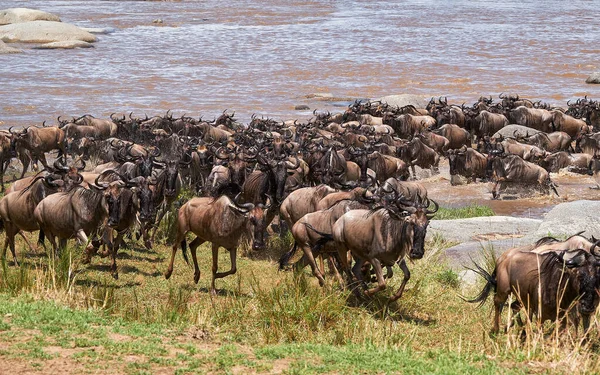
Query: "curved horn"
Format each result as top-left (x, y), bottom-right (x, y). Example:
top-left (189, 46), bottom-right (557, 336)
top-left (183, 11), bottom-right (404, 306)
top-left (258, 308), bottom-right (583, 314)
top-left (425, 199), bottom-right (439, 214)
top-left (285, 156), bottom-right (301, 170)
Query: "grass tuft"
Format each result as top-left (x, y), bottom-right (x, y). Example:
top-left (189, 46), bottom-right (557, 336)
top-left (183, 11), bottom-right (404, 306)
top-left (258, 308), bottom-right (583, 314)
top-left (432, 205), bottom-right (495, 220)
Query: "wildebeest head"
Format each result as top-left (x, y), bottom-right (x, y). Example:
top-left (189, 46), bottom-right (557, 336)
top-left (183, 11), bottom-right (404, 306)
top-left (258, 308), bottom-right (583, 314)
top-left (228, 195), bottom-right (272, 250)
top-left (105, 183), bottom-right (125, 228)
top-left (547, 248), bottom-right (600, 331)
top-left (128, 176), bottom-right (155, 222)
top-left (386, 194), bottom-right (438, 260)
top-left (94, 171), bottom-right (128, 228)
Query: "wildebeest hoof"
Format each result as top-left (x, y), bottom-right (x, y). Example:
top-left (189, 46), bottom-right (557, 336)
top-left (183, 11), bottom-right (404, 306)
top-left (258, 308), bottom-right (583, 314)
top-left (144, 240), bottom-right (152, 250)
top-left (164, 271), bottom-right (172, 280)
top-left (111, 272), bottom-right (119, 280)
top-left (194, 273), bottom-right (200, 284)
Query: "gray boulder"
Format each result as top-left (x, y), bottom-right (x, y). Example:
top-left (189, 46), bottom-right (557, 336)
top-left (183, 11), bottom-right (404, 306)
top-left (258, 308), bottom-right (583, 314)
top-left (493, 124), bottom-right (540, 139)
top-left (372, 94), bottom-right (430, 109)
top-left (428, 216), bottom-right (541, 243)
top-left (586, 73), bottom-right (600, 84)
top-left (0, 21), bottom-right (97, 43)
top-left (525, 200), bottom-right (600, 241)
top-left (0, 39), bottom-right (20, 53)
top-left (33, 40), bottom-right (94, 49)
top-left (443, 237), bottom-right (532, 270)
top-left (0, 8), bottom-right (60, 25)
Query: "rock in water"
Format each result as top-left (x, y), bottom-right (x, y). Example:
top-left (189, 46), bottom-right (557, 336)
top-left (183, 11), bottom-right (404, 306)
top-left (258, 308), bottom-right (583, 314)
top-left (33, 40), bottom-right (94, 49)
top-left (586, 72), bottom-right (600, 84)
top-left (0, 39), bottom-right (21, 53)
top-left (0, 8), bottom-right (61, 25)
top-left (0, 21), bottom-right (97, 43)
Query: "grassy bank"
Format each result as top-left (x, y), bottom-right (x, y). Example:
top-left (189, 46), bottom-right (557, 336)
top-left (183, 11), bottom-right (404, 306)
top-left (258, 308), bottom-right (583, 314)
top-left (432, 205), bottom-right (495, 220)
top-left (0, 227), bottom-right (598, 374)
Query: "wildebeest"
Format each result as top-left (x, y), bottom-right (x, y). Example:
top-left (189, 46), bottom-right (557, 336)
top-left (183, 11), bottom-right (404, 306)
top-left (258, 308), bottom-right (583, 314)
top-left (9, 125), bottom-right (66, 177)
top-left (282, 198), bottom-right (371, 285)
top-left (331, 196), bottom-right (438, 299)
top-left (164, 195), bottom-right (269, 294)
top-left (433, 123), bottom-right (471, 150)
top-left (279, 184), bottom-right (336, 231)
top-left (386, 113), bottom-right (436, 138)
top-left (447, 147), bottom-right (488, 184)
top-left (376, 178), bottom-right (428, 205)
top-left (0, 175), bottom-right (64, 265)
top-left (496, 138), bottom-right (547, 162)
top-left (467, 247), bottom-right (600, 335)
top-left (509, 106), bottom-right (554, 133)
top-left (489, 154), bottom-right (558, 199)
top-left (468, 110), bottom-right (509, 139)
top-left (551, 110), bottom-right (590, 138)
top-left (518, 131), bottom-right (572, 153)
top-left (538, 151), bottom-right (593, 173)
top-left (33, 174), bottom-right (127, 278)
top-left (398, 137), bottom-right (440, 178)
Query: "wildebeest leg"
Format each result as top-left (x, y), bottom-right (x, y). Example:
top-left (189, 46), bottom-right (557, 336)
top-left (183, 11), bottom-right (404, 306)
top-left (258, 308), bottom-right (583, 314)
top-left (300, 243), bottom-right (326, 286)
top-left (327, 253), bottom-right (345, 286)
top-left (389, 259), bottom-right (410, 302)
top-left (109, 232), bottom-right (122, 280)
top-left (336, 246), bottom-right (354, 291)
top-left (410, 165), bottom-right (417, 180)
top-left (188, 237), bottom-right (205, 284)
top-left (211, 244), bottom-right (238, 295)
top-left (141, 221), bottom-right (153, 249)
top-left (491, 291), bottom-right (509, 334)
top-left (364, 258), bottom-right (386, 297)
top-left (3, 224), bottom-right (19, 266)
top-left (18, 153), bottom-right (29, 179)
top-left (165, 213), bottom-right (190, 280)
top-left (16, 230), bottom-right (36, 253)
top-left (351, 258), bottom-right (368, 292)
top-left (491, 181), bottom-right (500, 199)
top-left (58, 238), bottom-right (67, 257)
top-left (150, 202), bottom-right (168, 243)
top-left (37, 152), bottom-right (48, 169)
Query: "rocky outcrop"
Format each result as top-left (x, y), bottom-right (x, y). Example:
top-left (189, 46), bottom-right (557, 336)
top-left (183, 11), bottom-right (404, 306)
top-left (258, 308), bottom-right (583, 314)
top-left (0, 8), bottom-right (60, 25)
top-left (372, 94), bottom-right (430, 109)
top-left (525, 200), bottom-right (600, 241)
top-left (428, 216), bottom-right (541, 243)
top-left (493, 124), bottom-right (540, 139)
top-left (0, 21), bottom-right (97, 43)
top-left (32, 40), bottom-right (94, 49)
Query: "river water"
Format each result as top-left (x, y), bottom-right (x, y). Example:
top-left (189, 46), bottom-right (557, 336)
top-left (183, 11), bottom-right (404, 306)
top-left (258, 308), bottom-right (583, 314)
top-left (1, 0), bottom-right (600, 217)
top-left (1, 0), bottom-right (600, 127)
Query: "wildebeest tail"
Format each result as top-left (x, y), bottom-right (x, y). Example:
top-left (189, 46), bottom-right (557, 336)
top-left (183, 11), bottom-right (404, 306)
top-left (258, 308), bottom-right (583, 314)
top-left (303, 223), bottom-right (334, 243)
top-left (278, 241), bottom-right (298, 270)
top-left (180, 239), bottom-right (190, 266)
top-left (461, 260), bottom-right (497, 307)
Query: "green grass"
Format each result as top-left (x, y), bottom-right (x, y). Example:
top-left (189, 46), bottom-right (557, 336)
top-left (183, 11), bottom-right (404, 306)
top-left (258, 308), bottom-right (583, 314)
top-left (432, 205), bottom-right (495, 220)
top-left (0, 221), bottom-right (598, 374)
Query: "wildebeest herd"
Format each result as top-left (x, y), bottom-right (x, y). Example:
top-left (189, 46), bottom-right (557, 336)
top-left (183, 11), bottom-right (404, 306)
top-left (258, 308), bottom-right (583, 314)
top-left (2, 93), bottom-right (600, 336)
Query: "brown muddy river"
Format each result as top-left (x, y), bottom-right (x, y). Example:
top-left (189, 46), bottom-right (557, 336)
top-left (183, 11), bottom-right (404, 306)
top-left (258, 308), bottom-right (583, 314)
top-left (1, 0), bottom-right (600, 217)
